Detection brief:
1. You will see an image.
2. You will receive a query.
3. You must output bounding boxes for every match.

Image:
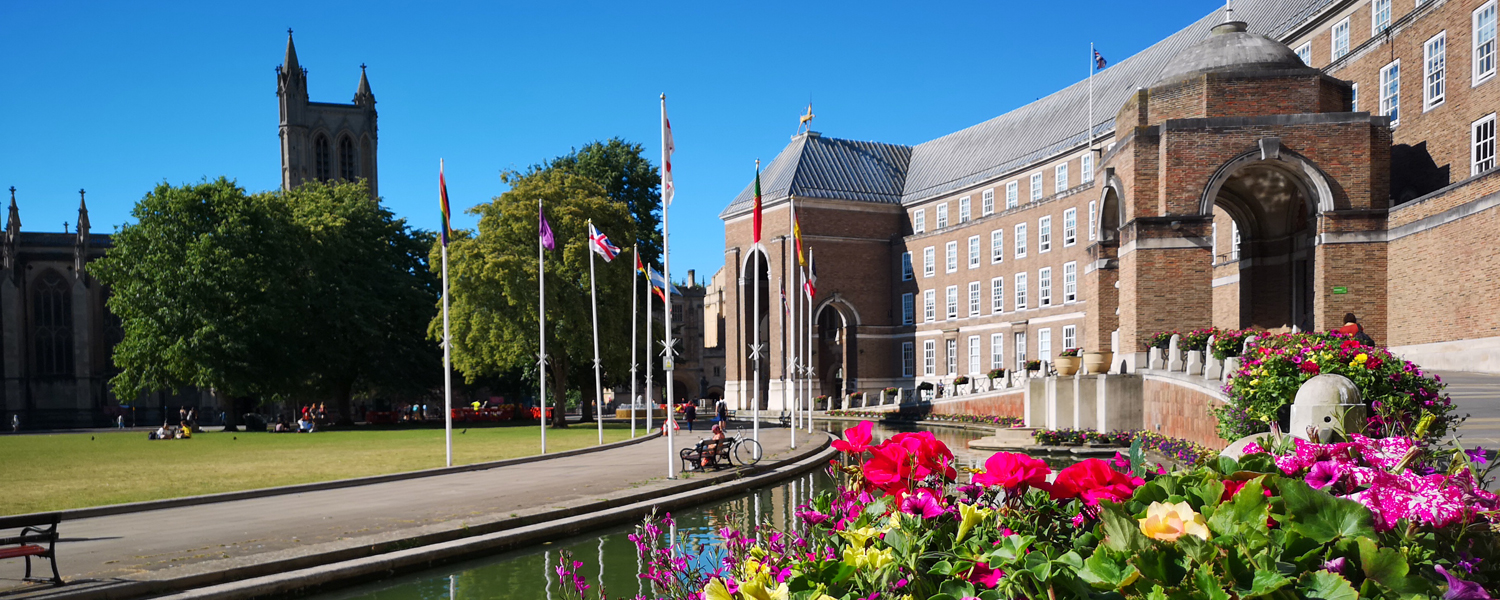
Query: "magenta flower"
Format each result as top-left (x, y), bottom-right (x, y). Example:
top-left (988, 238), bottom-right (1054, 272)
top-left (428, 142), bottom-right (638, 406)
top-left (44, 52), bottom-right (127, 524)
top-left (1437, 565), bottom-right (1492, 599)
top-left (900, 490), bottom-right (944, 519)
top-left (1307, 460), bottom-right (1342, 490)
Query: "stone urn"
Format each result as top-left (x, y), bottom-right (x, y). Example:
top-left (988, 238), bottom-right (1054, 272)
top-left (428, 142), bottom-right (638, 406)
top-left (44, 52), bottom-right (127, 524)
top-left (1290, 374), bottom-right (1366, 442)
top-left (1055, 356), bottom-right (1081, 376)
top-left (1082, 351), bottom-right (1113, 374)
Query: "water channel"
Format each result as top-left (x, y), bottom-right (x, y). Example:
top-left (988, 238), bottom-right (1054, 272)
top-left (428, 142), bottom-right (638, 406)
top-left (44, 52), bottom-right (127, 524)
top-left (310, 420), bottom-right (995, 600)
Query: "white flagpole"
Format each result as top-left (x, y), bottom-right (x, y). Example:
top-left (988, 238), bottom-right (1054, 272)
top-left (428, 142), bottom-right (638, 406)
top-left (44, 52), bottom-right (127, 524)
top-left (589, 220), bottom-right (604, 445)
top-left (786, 203), bottom-right (796, 450)
top-left (645, 259), bottom-right (654, 434)
top-left (441, 164), bottom-right (452, 467)
top-left (661, 94), bottom-right (676, 479)
top-left (806, 247), bottom-right (815, 432)
top-left (1089, 43), bottom-right (1095, 155)
top-left (538, 198), bottom-right (547, 454)
top-left (630, 245), bottom-right (638, 439)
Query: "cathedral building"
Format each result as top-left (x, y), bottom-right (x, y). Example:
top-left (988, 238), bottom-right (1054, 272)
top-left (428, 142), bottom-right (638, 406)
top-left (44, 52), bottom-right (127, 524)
top-left (720, 0), bottom-right (1500, 409)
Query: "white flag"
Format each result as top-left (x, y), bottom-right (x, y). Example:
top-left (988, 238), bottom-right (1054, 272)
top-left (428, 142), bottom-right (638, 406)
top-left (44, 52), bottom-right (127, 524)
top-left (661, 98), bottom-right (675, 207)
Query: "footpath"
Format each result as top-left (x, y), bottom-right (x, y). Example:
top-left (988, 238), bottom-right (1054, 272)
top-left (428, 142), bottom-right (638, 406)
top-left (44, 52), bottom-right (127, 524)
top-left (0, 425), bottom-right (830, 600)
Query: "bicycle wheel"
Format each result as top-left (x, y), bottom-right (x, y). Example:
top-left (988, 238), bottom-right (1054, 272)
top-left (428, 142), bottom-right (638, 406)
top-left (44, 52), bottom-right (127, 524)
top-left (733, 439), bottom-right (762, 466)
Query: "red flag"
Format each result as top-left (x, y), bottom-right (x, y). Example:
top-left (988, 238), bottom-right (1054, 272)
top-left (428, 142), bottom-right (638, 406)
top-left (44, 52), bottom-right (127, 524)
top-left (752, 164), bottom-right (763, 244)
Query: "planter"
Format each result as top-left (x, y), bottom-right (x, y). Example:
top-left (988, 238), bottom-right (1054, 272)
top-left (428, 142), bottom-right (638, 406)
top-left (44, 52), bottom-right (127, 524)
top-left (1082, 351), bottom-right (1113, 374)
top-left (1055, 356), bottom-right (1082, 376)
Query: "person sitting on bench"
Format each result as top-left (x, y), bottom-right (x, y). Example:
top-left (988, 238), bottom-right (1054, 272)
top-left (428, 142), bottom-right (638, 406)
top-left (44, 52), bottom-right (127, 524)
top-left (699, 423), bottom-right (726, 469)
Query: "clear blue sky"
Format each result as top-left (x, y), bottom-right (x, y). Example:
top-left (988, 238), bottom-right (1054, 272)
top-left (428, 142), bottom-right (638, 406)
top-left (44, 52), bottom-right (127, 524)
top-left (2, 0), bottom-right (1224, 283)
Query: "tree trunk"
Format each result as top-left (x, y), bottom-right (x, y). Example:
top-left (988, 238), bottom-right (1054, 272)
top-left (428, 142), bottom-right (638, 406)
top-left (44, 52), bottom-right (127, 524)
top-left (334, 375), bottom-right (356, 427)
top-left (219, 389), bottom-right (241, 432)
top-left (581, 384), bottom-right (595, 421)
top-left (549, 354), bottom-right (569, 428)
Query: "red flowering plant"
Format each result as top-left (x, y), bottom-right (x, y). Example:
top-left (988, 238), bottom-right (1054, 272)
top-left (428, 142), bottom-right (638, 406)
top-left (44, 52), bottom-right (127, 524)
top-left (1213, 331), bottom-right (1456, 443)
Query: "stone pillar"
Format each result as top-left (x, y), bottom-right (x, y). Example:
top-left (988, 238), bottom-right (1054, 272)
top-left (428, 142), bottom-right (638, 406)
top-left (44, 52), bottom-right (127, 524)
top-left (1024, 377), bottom-right (1046, 427)
top-left (1185, 350), bottom-right (1204, 376)
top-left (72, 278), bottom-right (93, 419)
top-left (1167, 334), bottom-right (1184, 371)
top-left (1046, 376), bottom-right (1075, 430)
top-left (1097, 374), bottom-right (1144, 432)
top-left (1073, 375), bottom-right (1099, 430)
top-left (1, 276), bottom-right (19, 417)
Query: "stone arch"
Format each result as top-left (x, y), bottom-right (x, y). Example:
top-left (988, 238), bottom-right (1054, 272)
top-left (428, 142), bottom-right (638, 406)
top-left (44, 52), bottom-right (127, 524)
top-left (337, 133), bottom-right (358, 181)
top-left (814, 301), bottom-right (856, 398)
top-left (1197, 144), bottom-right (1335, 216)
top-left (312, 131), bottom-right (333, 181)
top-left (738, 246), bottom-right (771, 410)
top-left (1096, 173), bottom-right (1125, 243)
top-left (31, 268), bottom-right (74, 377)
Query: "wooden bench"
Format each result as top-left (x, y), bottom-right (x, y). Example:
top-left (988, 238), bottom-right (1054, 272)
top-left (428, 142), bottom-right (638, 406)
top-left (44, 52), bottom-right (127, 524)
top-left (0, 513), bottom-right (62, 586)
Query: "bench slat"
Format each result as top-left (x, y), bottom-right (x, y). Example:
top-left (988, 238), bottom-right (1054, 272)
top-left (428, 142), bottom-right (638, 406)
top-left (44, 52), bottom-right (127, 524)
top-left (0, 534), bottom-right (54, 546)
top-left (0, 514), bottom-right (60, 531)
top-left (0, 545), bottom-right (47, 560)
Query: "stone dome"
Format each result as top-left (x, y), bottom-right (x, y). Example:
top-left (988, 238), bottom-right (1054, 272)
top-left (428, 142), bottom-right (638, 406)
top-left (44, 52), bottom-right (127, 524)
top-left (1153, 20), bottom-right (1311, 85)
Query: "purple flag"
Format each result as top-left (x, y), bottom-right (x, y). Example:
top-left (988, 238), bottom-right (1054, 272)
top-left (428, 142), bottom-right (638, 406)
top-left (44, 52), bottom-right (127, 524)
top-left (539, 206), bottom-right (555, 251)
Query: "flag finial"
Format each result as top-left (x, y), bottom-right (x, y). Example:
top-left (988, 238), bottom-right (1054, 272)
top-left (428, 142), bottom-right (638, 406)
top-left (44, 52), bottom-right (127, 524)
top-left (796, 103), bottom-right (815, 136)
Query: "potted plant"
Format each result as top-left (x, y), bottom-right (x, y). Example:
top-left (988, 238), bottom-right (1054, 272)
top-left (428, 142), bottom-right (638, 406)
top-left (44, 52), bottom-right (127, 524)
top-left (987, 368), bottom-right (1006, 379)
top-left (953, 375), bottom-right (970, 385)
top-left (1082, 348), bottom-right (1114, 374)
top-left (1025, 360), bottom-right (1042, 375)
top-left (1055, 348), bottom-right (1082, 376)
top-left (1144, 331), bottom-right (1176, 350)
top-left (815, 394), bottom-right (832, 410)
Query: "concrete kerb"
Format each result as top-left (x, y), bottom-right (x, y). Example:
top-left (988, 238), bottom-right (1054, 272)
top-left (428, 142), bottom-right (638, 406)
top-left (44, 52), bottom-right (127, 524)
top-left (26, 433), bottom-right (832, 600)
top-left (813, 415), bottom-right (1000, 435)
top-left (21, 431), bottom-right (663, 522)
top-left (149, 435), bottom-right (837, 600)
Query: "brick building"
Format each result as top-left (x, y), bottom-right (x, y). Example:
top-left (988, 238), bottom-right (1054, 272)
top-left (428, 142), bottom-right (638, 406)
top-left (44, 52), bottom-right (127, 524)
top-left (719, 0), bottom-right (1500, 409)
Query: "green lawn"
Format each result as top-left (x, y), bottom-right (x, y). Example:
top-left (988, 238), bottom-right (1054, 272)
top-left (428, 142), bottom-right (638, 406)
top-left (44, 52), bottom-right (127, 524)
top-left (0, 424), bottom-right (634, 516)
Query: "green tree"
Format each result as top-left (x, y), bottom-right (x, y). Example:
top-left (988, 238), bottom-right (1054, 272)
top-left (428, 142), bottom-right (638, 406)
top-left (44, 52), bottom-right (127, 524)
top-left (284, 180), bottom-right (441, 424)
top-left (540, 138), bottom-right (663, 267)
top-left (91, 178), bottom-right (308, 428)
top-left (437, 167), bottom-right (637, 427)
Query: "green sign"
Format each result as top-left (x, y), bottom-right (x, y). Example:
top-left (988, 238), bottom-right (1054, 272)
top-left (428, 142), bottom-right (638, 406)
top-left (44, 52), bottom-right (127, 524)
top-left (1332, 286), bottom-right (1349, 294)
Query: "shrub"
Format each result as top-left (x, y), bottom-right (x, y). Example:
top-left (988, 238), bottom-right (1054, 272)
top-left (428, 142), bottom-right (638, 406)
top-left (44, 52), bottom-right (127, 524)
top-left (1211, 328), bottom-right (1250, 359)
top-left (1144, 330), bottom-right (1177, 350)
top-left (987, 368), bottom-right (1006, 379)
top-left (1058, 347), bottom-right (1081, 358)
top-left (1025, 360), bottom-right (1042, 371)
top-left (953, 376), bottom-right (970, 385)
top-left (1181, 327), bottom-right (1214, 352)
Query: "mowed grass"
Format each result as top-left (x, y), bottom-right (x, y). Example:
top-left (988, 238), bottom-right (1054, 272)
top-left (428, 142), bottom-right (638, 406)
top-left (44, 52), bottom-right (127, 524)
top-left (0, 424), bottom-right (634, 515)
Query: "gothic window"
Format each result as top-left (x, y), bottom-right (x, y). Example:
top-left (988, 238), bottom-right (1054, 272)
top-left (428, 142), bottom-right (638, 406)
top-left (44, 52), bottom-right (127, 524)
top-left (33, 270), bottom-right (74, 376)
top-left (339, 136), bottom-right (357, 180)
top-left (314, 134), bottom-right (332, 181)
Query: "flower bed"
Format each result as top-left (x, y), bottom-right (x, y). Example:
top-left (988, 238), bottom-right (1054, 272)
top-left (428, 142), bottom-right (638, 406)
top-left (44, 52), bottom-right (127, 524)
top-left (827, 409), bottom-right (1024, 428)
top-left (1213, 331), bottom-right (1455, 442)
top-left (1031, 428), bottom-right (1219, 466)
top-left (612, 420), bottom-right (1499, 600)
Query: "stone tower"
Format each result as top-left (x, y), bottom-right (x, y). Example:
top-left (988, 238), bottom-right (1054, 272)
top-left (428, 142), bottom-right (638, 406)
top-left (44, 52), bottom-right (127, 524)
top-left (277, 31), bottom-right (378, 197)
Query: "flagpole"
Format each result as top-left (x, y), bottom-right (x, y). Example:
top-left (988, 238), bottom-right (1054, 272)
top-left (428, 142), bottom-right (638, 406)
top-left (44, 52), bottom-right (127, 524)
top-left (538, 198), bottom-right (547, 455)
top-left (441, 159), bottom-right (453, 467)
top-left (753, 243), bottom-right (761, 455)
top-left (786, 201), bottom-right (796, 451)
top-left (1089, 42), bottom-right (1095, 155)
top-left (645, 258), bottom-right (654, 434)
top-left (589, 220), bottom-right (604, 445)
top-left (806, 247), bottom-right (814, 428)
top-left (660, 94), bottom-right (676, 480)
top-left (630, 245), bottom-right (639, 439)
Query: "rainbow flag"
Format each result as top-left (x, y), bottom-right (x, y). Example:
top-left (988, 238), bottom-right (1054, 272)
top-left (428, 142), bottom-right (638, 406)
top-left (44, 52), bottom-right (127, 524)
top-left (438, 161), bottom-right (452, 246)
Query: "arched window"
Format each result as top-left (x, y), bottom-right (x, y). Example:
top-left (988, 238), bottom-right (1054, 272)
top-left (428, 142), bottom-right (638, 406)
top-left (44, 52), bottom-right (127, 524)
top-left (33, 270), bottom-right (74, 376)
top-left (339, 136), bottom-right (357, 180)
top-left (314, 134), bottom-right (331, 181)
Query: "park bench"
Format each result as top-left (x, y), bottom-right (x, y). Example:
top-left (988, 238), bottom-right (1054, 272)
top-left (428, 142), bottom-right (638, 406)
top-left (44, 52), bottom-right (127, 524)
top-left (0, 513), bottom-right (62, 586)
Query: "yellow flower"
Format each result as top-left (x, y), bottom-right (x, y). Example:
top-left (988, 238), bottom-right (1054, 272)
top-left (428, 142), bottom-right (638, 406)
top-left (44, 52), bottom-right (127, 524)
top-left (838, 526), bottom-right (881, 548)
top-left (703, 577), bottom-right (734, 600)
top-left (1355, 353), bottom-right (1368, 363)
top-left (740, 578), bottom-right (790, 600)
top-left (1138, 501), bottom-right (1211, 542)
top-left (842, 544), bottom-right (867, 568)
top-left (957, 503), bottom-right (992, 542)
top-left (865, 547), bottom-right (896, 570)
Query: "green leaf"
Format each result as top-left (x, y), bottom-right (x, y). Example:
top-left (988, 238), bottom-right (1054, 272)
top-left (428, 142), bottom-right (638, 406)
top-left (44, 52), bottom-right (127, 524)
top-left (1214, 456), bottom-right (1241, 476)
top-left (1356, 537), bottom-right (1433, 595)
top-left (1244, 571), bottom-right (1292, 598)
top-left (928, 559), bottom-right (954, 576)
top-left (939, 579), bottom-right (976, 599)
top-left (926, 594), bottom-right (958, 600)
top-left (1297, 571), bottom-right (1359, 600)
top-left (1133, 546), bottom-right (1188, 588)
top-left (1147, 584), bottom-right (1170, 600)
top-left (1192, 565), bottom-right (1232, 600)
top-left (1080, 549), bottom-right (1142, 590)
top-left (988, 534), bottom-right (1034, 565)
top-left (977, 592), bottom-right (1002, 600)
top-left (1280, 480), bottom-right (1376, 544)
top-left (1100, 502), bottom-right (1151, 553)
top-left (1207, 478), bottom-right (1268, 537)
top-left (883, 528), bottom-right (909, 555)
top-left (1176, 532), bottom-right (1217, 565)
top-left (1238, 454), bottom-right (1278, 474)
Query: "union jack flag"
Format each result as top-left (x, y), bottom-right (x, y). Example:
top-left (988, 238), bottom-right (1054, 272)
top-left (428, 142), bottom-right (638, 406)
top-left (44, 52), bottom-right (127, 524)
top-left (588, 222), bottom-right (620, 262)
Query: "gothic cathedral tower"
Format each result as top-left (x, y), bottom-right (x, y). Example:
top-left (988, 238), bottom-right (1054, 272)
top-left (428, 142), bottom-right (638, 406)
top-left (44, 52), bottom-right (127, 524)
top-left (277, 30), bottom-right (378, 197)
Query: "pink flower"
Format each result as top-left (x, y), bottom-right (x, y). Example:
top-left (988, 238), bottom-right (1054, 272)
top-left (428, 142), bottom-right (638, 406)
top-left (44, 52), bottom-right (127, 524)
top-left (832, 421), bottom-right (874, 454)
top-left (964, 562), bottom-right (1005, 588)
top-left (973, 452), bottom-right (1051, 490)
top-left (899, 489), bottom-right (945, 519)
top-left (1046, 458), bottom-right (1144, 506)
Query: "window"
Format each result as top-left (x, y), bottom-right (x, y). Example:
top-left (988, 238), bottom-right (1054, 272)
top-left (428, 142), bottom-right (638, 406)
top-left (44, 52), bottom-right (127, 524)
top-left (1477, 1), bottom-right (1497, 84)
top-left (1295, 42), bottom-right (1312, 66)
top-left (914, 209), bottom-right (926, 233)
top-left (991, 277), bottom-right (1004, 313)
top-left (1038, 216), bottom-right (1052, 253)
top-left (924, 289), bottom-right (936, 322)
top-left (1015, 223), bottom-right (1028, 258)
top-left (991, 334), bottom-right (1004, 369)
top-left (959, 196), bottom-right (972, 223)
top-left (923, 247), bottom-right (935, 277)
top-left (902, 293), bottom-right (915, 325)
top-left (1062, 325), bottom-right (1077, 352)
top-left (923, 340), bottom-right (936, 375)
top-left (947, 339), bottom-right (958, 375)
top-left (937, 203), bottom-right (949, 229)
top-left (1475, 113), bottom-right (1497, 175)
top-left (314, 134), bottom-right (332, 181)
top-left (968, 281), bottom-right (981, 316)
top-left (1425, 32), bottom-right (1446, 110)
top-left (1063, 261), bottom-right (1078, 303)
top-left (968, 336), bottom-right (981, 375)
top-left (1039, 267), bottom-right (1053, 307)
top-left (968, 236), bottom-right (980, 268)
top-left (32, 270), bottom-right (74, 376)
top-left (1063, 208), bottom-right (1077, 246)
top-left (1332, 18), bottom-right (1350, 61)
top-left (1088, 200), bottom-right (1098, 241)
top-left (1029, 173), bottom-right (1044, 201)
top-left (1082, 153), bottom-right (1094, 183)
top-left (902, 342), bottom-right (915, 378)
top-left (1054, 163), bottom-right (1068, 194)
top-left (991, 229), bottom-right (1004, 263)
top-left (1005, 181), bottom-right (1019, 209)
top-left (901, 252), bottom-right (913, 280)
top-left (946, 285), bottom-right (958, 320)
top-left (1015, 273), bottom-right (1028, 310)
top-left (945, 241), bottom-right (958, 273)
top-left (1231, 221), bottom-right (1242, 261)
top-left (1381, 60), bottom-right (1401, 126)
top-left (339, 137), bottom-right (357, 180)
top-left (1015, 332), bottom-right (1027, 371)
top-left (1372, 0), bottom-right (1391, 34)
top-left (1351, 82), bottom-right (1359, 112)
top-left (1038, 328), bottom-right (1052, 363)
top-left (982, 189), bottom-right (995, 216)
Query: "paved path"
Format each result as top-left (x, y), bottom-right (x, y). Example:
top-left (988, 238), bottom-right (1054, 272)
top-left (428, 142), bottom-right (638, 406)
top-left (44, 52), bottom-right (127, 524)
top-left (1436, 370), bottom-right (1500, 448)
top-left (0, 424), bottom-right (819, 593)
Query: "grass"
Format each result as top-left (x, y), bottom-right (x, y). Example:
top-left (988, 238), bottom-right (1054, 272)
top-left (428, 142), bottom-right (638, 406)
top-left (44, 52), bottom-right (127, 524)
top-left (0, 423), bottom-right (634, 516)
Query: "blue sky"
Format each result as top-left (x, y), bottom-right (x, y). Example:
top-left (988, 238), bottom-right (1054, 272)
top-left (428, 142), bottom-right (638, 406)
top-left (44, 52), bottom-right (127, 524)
top-left (2, 0), bottom-right (1224, 283)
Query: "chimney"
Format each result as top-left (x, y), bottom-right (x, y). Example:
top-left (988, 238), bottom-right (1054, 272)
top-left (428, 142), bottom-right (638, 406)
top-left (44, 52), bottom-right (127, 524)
top-left (687, 269), bottom-right (696, 287)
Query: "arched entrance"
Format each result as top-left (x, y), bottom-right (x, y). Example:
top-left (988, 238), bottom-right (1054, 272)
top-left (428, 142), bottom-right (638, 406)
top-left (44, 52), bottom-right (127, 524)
top-left (815, 302), bottom-right (856, 399)
top-left (1202, 151), bottom-right (1326, 331)
top-left (739, 249), bottom-right (771, 410)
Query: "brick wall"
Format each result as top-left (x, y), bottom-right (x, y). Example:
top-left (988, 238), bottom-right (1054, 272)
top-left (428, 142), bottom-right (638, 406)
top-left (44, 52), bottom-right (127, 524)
top-left (930, 391), bottom-right (1025, 419)
top-left (1142, 379), bottom-right (1232, 449)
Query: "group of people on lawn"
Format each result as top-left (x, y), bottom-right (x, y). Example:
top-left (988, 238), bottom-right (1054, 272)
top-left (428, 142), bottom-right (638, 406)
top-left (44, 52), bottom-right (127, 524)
top-left (148, 406), bottom-right (198, 440)
top-left (271, 404), bottom-right (326, 433)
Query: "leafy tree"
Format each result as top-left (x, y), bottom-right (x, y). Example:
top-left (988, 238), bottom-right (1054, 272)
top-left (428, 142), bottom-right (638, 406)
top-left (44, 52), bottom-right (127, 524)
top-left (437, 167), bottom-right (637, 427)
top-left (91, 178), bottom-right (308, 428)
top-left (284, 180), bottom-right (441, 424)
top-left (539, 138), bottom-right (663, 267)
